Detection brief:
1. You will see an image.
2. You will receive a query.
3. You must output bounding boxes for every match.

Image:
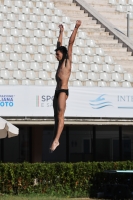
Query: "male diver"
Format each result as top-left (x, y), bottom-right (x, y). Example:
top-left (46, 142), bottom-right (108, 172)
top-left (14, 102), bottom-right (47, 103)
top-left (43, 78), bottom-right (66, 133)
top-left (50, 20), bottom-right (81, 152)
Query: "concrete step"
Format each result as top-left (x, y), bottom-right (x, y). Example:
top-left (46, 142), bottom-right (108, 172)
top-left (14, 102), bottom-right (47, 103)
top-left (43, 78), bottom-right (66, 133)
top-left (109, 19), bottom-right (133, 28)
top-left (100, 12), bottom-right (126, 19)
top-left (81, 24), bottom-right (102, 28)
top-left (54, 2), bottom-right (77, 6)
top-left (103, 47), bottom-right (127, 52)
top-left (84, 0), bottom-right (108, 4)
top-left (89, 35), bottom-right (115, 40)
top-left (106, 16), bottom-right (126, 23)
top-left (122, 68), bottom-right (133, 73)
top-left (114, 56), bottom-right (133, 61)
top-left (98, 43), bottom-right (123, 48)
top-left (105, 51), bottom-right (132, 56)
top-left (115, 60), bottom-right (133, 67)
top-left (53, 0), bottom-right (73, 3)
top-left (66, 16), bottom-right (101, 25)
top-left (82, 27), bottom-right (106, 32)
top-left (62, 10), bottom-right (87, 15)
top-left (70, 18), bottom-right (98, 25)
top-left (91, 5), bottom-right (116, 12)
top-left (96, 39), bottom-right (118, 44)
top-left (115, 60), bottom-right (133, 73)
top-left (111, 25), bottom-right (133, 30)
top-left (91, 3), bottom-right (118, 8)
top-left (79, 24), bottom-right (102, 29)
top-left (120, 30), bottom-right (133, 36)
top-left (87, 31), bottom-right (110, 36)
top-left (54, 4), bottom-right (81, 11)
top-left (67, 13), bottom-right (91, 18)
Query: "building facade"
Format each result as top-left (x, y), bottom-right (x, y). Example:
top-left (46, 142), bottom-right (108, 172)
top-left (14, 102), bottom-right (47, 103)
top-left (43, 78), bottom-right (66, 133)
top-left (0, 124), bottom-right (133, 163)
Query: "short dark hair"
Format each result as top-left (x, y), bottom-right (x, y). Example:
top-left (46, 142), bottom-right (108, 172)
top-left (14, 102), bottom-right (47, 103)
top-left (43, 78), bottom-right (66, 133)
top-left (55, 46), bottom-right (68, 60)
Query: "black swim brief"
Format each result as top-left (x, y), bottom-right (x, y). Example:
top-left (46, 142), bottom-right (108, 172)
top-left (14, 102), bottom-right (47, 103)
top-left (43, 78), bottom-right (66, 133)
top-left (55, 89), bottom-right (69, 98)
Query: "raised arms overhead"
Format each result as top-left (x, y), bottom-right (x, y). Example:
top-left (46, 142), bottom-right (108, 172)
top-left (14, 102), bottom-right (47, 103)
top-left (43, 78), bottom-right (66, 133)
top-left (68, 20), bottom-right (81, 61)
top-left (57, 24), bottom-right (64, 48)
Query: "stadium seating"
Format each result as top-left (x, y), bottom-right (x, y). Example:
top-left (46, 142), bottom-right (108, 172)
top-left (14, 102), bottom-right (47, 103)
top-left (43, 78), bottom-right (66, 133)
top-left (98, 81), bottom-right (108, 87)
top-left (124, 73), bottom-right (133, 82)
top-left (30, 62), bottom-right (42, 71)
top-left (9, 79), bottom-right (19, 85)
top-left (0, 0), bottom-right (132, 88)
top-left (72, 80), bottom-right (83, 86)
top-left (100, 72), bottom-right (111, 81)
top-left (88, 72), bottom-right (100, 81)
top-left (73, 46), bottom-right (83, 55)
top-left (110, 81), bottom-right (120, 87)
top-left (26, 70), bottom-right (37, 80)
top-left (39, 70), bottom-right (51, 80)
top-left (76, 71), bottom-right (88, 81)
top-left (79, 63), bottom-right (90, 72)
top-left (13, 70), bottom-right (25, 80)
top-left (102, 65), bottom-right (114, 73)
top-left (43, 62), bottom-right (55, 72)
top-left (85, 80), bottom-right (96, 87)
top-left (18, 62), bottom-right (30, 71)
top-left (22, 79), bottom-right (34, 85)
top-left (35, 79), bottom-right (45, 86)
top-left (48, 79), bottom-right (56, 86)
top-left (0, 78), bottom-right (7, 85)
top-left (93, 56), bottom-right (104, 65)
top-left (109, 0), bottom-right (117, 4)
top-left (111, 72), bottom-right (124, 82)
top-left (113, 65), bottom-right (126, 73)
top-left (122, 81), bottom-right (132, 87)
top-left (0, 69), bottom-right (12, 79)
top-left (14, 1), bottom-right (24, 8)
top-left (69, 72), bottom-right (76, 81)
top-left (84, 48), bottom-right (95, 56)
top-left (116, 5), bottom-right (126, 12)
top-left (5, 61), bottom-right (17, 70)
top-left (71, 63), bottom-right (79, 72)
top-left (90, 64), bottom-right (102, 73)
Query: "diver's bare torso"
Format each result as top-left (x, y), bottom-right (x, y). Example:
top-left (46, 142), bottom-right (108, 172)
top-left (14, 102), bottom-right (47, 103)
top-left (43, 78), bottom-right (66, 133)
top-left (56, 59), bottom-right (71, 90)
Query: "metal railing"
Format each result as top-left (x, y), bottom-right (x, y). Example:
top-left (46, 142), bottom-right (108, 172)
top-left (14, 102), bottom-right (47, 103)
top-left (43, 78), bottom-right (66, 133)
top-left (127, 13), bottom-right (130, 37)
top-left (73, 0), bottom-right (133, 54)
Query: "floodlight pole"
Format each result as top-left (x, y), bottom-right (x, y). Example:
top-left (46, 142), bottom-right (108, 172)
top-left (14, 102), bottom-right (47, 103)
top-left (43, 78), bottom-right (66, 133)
top-left (127, 13), bottom-right (130, 37)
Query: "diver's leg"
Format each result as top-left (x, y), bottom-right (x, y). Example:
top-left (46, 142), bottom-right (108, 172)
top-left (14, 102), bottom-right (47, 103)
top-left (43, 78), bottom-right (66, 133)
top-left (50, 92), bottom-right (67, 152)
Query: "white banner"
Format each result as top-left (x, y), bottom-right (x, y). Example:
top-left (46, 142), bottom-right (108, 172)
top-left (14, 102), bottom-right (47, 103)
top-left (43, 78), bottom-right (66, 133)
top-left (0, 86), bottom-right (133, 118)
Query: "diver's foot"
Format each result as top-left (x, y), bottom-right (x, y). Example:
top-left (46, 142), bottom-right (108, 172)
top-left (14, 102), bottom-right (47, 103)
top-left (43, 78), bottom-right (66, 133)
top-left (49, 141), bottom-right (59, 153)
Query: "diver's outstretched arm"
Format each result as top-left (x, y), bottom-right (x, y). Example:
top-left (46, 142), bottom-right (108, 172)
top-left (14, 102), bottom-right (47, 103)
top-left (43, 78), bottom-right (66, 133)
top-left (57, 24), bottom-right (64, 48)
top-left (67, 20), bottom-right (81, 61)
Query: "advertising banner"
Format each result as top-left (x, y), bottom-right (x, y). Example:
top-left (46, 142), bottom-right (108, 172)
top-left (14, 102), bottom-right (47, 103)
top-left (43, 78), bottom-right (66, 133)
top-left (0, 86), bottom-right (133, 118)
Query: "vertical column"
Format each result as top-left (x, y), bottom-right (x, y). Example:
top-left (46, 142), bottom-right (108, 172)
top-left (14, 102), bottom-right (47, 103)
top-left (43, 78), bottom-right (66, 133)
top-left (119, 126), bottom-right (122, 161)
top-left (92, 126), bottom-right (96, 161)
top-left (31, 126), bottom-right (43, 163)
top-left (0, 139), bottom-right (4, 162)
top-left (66, 126), bottom-right (69, 163)
top-left (29, 126), bottom-right (32, 163)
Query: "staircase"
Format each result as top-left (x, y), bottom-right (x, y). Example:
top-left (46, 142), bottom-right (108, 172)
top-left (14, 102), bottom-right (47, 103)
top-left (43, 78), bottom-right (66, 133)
top-left (83, 0), bottom-right (133, 40)
top-left (52, 0), bottom-right (133, 74)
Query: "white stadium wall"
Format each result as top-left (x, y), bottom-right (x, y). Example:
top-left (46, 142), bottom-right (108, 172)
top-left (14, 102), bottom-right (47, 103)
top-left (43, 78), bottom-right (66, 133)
top-left (0, 86), bottom-right (133, 118)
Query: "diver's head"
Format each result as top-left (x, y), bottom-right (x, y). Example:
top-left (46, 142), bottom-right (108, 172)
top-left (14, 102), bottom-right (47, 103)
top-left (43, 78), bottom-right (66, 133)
top-left (55, 46), bottom-right (68, 61)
